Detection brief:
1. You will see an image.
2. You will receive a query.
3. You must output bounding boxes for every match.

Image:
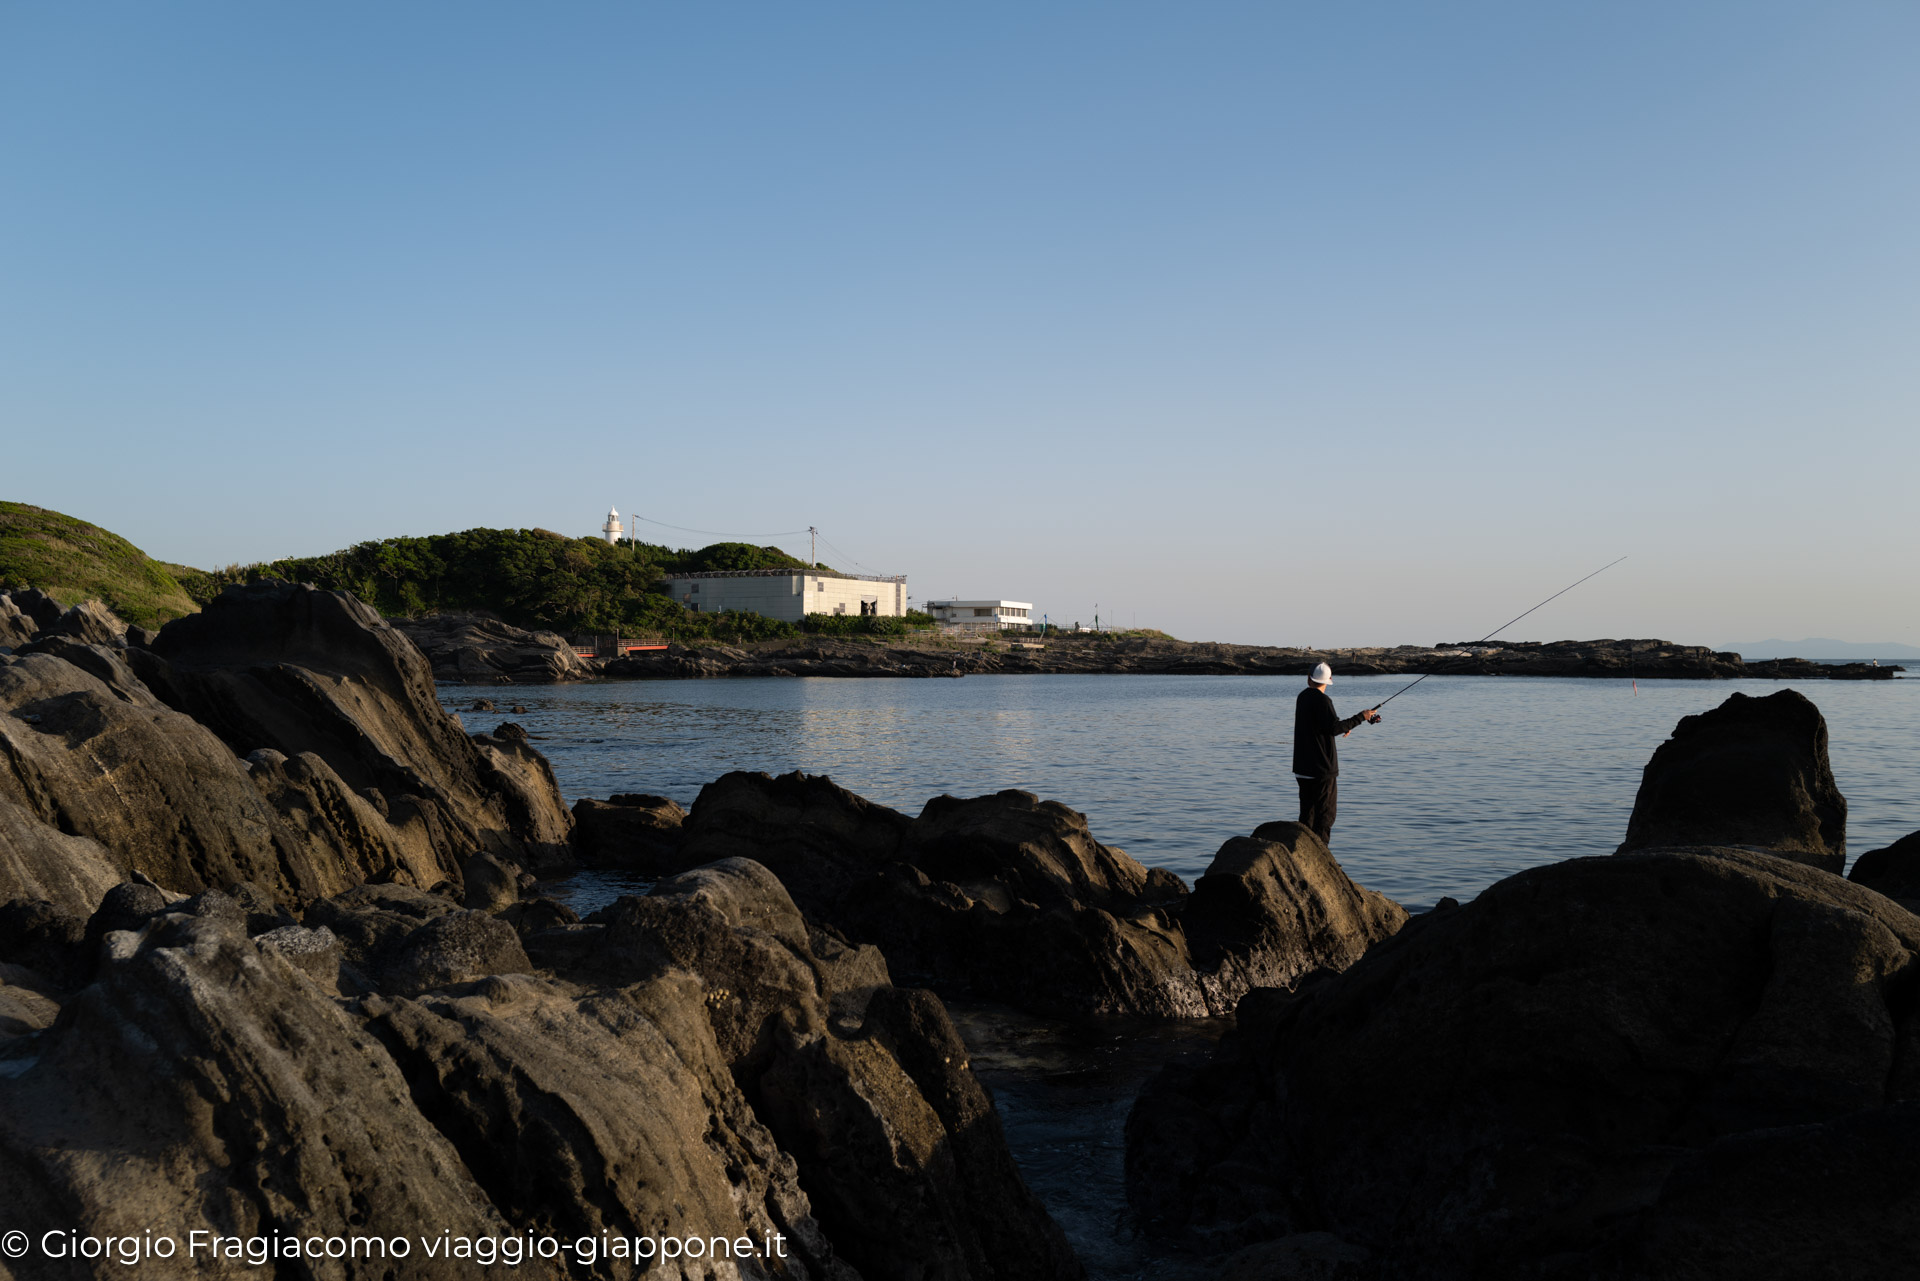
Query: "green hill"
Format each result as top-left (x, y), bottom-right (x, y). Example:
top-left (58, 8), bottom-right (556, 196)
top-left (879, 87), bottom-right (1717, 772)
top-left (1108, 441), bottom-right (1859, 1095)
top-left (188, 528), bottom-right (885, 640)
top-left (0, 501), bottom-right (198, 628)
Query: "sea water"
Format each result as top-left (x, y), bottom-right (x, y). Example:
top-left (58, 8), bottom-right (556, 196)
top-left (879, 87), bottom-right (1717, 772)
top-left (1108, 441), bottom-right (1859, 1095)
top-left (458, 672), bottom-right (1918, 1278)
top-left (457, 672), bottom-right (1919, 911)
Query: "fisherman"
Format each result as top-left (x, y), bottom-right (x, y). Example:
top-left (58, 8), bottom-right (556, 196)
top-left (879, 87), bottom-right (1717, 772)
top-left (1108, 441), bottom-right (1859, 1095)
top-left (1293, 661), bottom-right (1379, 846)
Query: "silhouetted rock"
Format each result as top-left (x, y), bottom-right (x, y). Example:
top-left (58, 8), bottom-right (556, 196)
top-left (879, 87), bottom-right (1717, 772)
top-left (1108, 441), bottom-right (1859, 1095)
top-left (572, 793), bottom-right (690, 872)
top-left (388, 613), bottom-right (597, 683)
top-left (1617, 689), bottom-right (1847, 871)
top-left (679, 773), bottom-right (1402, 1019)
top-left (1126, 847), bottom-right (1920, 1276)
top-left (1181, 822), bottom-right (1408, 1004)
top-left (1849, 829), bottom-right (1920, 901)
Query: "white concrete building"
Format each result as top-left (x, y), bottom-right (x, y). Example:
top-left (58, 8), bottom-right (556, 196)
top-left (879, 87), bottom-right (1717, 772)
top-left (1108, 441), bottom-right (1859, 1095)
top-left (924, 600), bottom-right (1034, 632)
top-left (661, 569), bottom-right (907, 622)
top-left (601, 508), bottom-right (624, 544)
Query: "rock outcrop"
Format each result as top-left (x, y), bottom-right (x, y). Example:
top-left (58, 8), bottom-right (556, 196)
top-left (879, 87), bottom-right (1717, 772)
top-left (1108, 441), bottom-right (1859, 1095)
top-left (1616, 688), bottom-right (1847, 871)
top-left (130, 582), bottom-right (574, 875)
top-left (1, 859), bottom-right (1083, 1281)
top-left (598, 634), bottom-right (1870, 682)
top-left (571, 793), bottom-right (689, 872)
top-left (1849, 829), bottom-right (1920, 903)
top-left (669, 772), bottom-right (1403, 1019)
top-left (0, 645), bottom-right (445, 916)
top-left (387, 613), bottom-right (597, 683)
top-left (2, 583), bottom-right (583, 916)
top-left (0, 589), bottom-right (65, 649)
top-left (1180, 822), bottom-right (1409, 1003)
top-left (1125, 847), bottom-right (1920, 1277)
top-left (0, 900), bottom-right (524, 1281)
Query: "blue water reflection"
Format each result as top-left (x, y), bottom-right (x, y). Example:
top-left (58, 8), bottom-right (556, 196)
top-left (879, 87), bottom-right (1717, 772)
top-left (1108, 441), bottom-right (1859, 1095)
top-left (455, 673), bottom-right (1919, 910)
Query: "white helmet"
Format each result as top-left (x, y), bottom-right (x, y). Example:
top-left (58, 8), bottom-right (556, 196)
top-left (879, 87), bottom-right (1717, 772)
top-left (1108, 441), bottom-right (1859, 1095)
top-left (1310, 662), bottom-right (1333, 686)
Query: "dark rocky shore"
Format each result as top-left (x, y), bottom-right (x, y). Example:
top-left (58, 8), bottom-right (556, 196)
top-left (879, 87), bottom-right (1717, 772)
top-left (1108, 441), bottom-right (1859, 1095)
top-left (601, 634), bottom-right (1901, 682)
top-left (367, 610), bottom-right (1903, 682)
top-left (4, 582), bottom-right (1920, 1279)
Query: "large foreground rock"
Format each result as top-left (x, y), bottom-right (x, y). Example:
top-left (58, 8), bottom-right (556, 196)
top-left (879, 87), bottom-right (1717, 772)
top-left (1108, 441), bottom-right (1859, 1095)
top-left (1, 861), bottom-right (1082, 1280)
top-left (0, 904), bottom-right (521, 1280)
top-left (0, 646), bottom-right (448, 916)
top-left (671, 772), bottom-right (1403, 1018)
top-left (131, 582), bottom-right (574, 876)
top-left (1125, 847), bottom-right (1920, 1278)
top-left (1616, 689), bottom-right (1846, 871)
top-left (387, 613), bottom-right (598, 683)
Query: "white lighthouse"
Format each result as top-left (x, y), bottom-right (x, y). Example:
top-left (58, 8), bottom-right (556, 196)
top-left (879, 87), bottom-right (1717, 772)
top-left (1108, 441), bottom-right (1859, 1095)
top-left (601, 507), bottom-right (624, 545)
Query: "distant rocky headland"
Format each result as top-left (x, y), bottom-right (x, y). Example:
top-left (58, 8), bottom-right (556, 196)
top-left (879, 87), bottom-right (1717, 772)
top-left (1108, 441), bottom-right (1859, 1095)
top-left (6, 579), bottom-right (1920, 1277)
top-left (381, 612), bottom-right (1904, 684)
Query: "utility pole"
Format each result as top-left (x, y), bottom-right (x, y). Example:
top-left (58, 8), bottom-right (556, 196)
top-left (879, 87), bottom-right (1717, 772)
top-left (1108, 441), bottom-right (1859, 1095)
top-left (809, 526), bottom-right (818, 568)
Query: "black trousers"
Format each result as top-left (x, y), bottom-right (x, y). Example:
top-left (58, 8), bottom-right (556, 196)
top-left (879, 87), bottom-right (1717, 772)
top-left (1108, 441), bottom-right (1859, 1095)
top-left (1297, 774), bottom-right (1337, 845)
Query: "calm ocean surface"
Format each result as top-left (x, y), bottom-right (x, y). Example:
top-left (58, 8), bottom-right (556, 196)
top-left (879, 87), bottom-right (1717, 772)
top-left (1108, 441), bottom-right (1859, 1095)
top-left (452, 672), bottom-right (1919, 911)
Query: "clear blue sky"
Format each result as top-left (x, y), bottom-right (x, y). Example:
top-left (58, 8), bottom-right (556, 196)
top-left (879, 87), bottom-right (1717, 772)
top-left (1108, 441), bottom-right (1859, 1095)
top-left (5, 3), bottom-right (1915, 647)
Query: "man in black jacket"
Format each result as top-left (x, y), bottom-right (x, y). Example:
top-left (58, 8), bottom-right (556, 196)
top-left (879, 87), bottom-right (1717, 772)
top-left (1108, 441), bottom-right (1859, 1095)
top-left (1293, 661), bottom-right (1378, 845)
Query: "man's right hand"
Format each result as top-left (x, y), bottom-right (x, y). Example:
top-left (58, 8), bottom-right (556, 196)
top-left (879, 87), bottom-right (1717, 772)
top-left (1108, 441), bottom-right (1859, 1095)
top-left (1362, 708), bottom-right (1381, 723)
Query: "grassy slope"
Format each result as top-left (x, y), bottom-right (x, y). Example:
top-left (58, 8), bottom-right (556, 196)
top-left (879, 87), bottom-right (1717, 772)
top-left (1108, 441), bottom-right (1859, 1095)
top-left (0, 501), bottom-right (198, 627)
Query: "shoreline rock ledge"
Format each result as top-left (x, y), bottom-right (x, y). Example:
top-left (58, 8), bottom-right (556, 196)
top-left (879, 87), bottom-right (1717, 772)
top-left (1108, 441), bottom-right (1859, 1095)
top-left (604, 771), bottom-right (1409, 1020)
top-left (1125, 690), bottom-right (1920, 1279)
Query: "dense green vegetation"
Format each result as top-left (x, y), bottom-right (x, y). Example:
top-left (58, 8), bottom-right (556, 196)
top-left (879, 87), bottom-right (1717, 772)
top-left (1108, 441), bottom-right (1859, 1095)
top-left (804, 610), bottom-right (936, 638)
top-left (0, 501), bottom-right (199, 627)
top-left (187, 527), bottom-right (933, 640)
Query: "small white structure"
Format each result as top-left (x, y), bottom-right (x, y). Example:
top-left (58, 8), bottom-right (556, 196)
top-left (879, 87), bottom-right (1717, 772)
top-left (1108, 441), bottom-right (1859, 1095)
top-left (661, 569), bottom-right (907, 622)
top-left (601, 507), bottom-right (624, 545)
top-left (924, 600), bottom-right (1034, 633)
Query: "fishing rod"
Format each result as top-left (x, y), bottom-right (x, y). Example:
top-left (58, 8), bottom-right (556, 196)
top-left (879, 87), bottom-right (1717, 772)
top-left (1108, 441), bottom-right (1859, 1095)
top-left (1364, 555), bottom-right (1629, 720)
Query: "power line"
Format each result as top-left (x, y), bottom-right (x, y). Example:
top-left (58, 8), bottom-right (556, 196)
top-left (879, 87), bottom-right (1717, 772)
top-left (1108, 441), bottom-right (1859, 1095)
top-left (630, 514), bottom-right (811, 541)
top-left (627, 512), bottom-right (894, 577)
top-left (813, 531), bottom-right (892, 577)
